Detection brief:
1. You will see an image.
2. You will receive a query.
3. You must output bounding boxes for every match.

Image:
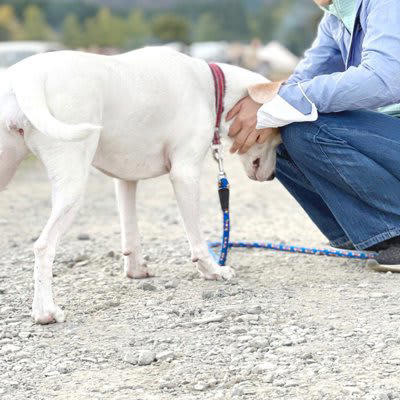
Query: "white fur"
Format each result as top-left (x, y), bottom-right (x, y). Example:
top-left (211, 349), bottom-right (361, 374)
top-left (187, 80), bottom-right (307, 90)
top-left (0, 48), bottom-right (280, 324)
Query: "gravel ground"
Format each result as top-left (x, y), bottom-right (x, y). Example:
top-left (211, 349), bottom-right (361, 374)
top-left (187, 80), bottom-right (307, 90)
top-left (1, 154), bottom-right (400, 400)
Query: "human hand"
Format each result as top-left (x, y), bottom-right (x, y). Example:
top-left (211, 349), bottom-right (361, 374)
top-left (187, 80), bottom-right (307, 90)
top-left (226, 96), bottom-right (275, 154)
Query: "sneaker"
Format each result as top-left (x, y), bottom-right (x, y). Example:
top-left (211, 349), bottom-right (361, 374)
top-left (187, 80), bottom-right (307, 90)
top-left (331, 236), bottom-right (400, 253)
top-left (367, 245), bottom-right (400, 272)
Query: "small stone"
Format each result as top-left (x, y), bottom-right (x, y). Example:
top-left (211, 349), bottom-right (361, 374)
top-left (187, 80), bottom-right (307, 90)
top-left (0, 344), bottom-right (21, 355)
top-left (123, 351), bottom-right (138, 365)
top-left (285, 380), bottom-right (299, 387)
top-left (194, 382), bottom-right (208, 391)
top-left (156, 351), bottom-right (175, 362)
top-left (0, 288), bottom-right (6, 294)
top-left (231, 385), bottom-right (244, 397)
top-left (57, 363), bottom-right (73, 374)
top-left (74, 254), bottom-right (89, 262)
top-left (138, 350), bottom-right (155, 366)
top-left (202, 290), bottom-right (215, 300)
top-left (193, 314), bottom-right (224, 325)
top-left (159, 380), bottom-right (175, 389)
top-left (107, 251), bottom-right (115, 258)
top-left (138, 282), bottom-right (157, 291)
top-left (229, 327), bottom-right (247, 335)
top-left (262, 374), bottom-right (274, 383)
top-left (371, 292), bottom-right (387, 299)
top-left (250, 338), bottom-right (269, 349)
top-left (256, 362), bottom-right (277, 373)
top-left (245, 305), bottom-right (262, 315)
top-left (18, 332), bottom-right (31, 339)
top-left (164, 279), bottom-right (179, 289)
top-left (77, 233), bottom-right (90, 241)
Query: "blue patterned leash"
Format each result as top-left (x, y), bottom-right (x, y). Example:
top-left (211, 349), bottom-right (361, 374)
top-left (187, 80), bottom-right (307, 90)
top-left (208, 179), bottom-right (378, 265)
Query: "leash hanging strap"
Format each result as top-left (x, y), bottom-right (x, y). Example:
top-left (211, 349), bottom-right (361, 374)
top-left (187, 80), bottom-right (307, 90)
top-left (218, 176), bottom-right (230, 266)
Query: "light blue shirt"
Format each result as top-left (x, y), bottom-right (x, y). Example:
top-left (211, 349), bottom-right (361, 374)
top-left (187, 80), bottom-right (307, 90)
top-left (279, 0), bottom-right (400, 118)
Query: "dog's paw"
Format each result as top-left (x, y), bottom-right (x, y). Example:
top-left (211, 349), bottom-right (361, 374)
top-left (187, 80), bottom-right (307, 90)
top-left (200, 266), bottom-right (235, 281)
top-left (32, 303), bottom-right (65, 325)
top-left (125, 264), bottom-right (154, 279)
top-left (219, 266), bottom-right (236, 280)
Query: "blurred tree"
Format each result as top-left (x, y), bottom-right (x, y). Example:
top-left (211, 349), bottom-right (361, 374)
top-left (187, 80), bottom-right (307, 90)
top-left (194, 13), bottom-right (222, 41)
top-left (21, 5), bottom-right (53, 40)
top-left (249, 2), bottom-right (280, 42)
top-left (0, 5), bottom-right (23, 40)
top-left (62, 14), bottom-right (84, 48)
top-left (212, 0), bottom-right (250, 40)
top-left (124, 9), bottom-right (150, 48)
top-left (151, 14), bottom-right (190, 44)
top-left (46, 1), bottom-right (99, 29)
top-left (84, 7), bottom-right (126, 47)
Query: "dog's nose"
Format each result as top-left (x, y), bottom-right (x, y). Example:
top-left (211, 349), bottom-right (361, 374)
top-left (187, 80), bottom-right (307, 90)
top-left (253, 158), bottom-right (260, 170)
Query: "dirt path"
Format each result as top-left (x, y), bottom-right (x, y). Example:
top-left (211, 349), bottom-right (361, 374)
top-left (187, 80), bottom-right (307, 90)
top-left (1, 155), bottom-right (399, 400)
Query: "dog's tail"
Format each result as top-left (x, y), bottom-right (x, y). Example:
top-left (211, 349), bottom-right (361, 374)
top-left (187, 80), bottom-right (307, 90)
top-left (11, 69), bottom-right (102, 142)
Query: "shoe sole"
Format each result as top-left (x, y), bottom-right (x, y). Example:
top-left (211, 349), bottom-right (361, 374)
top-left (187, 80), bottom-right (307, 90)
top-left (367, 259), bottom-right (400, 273)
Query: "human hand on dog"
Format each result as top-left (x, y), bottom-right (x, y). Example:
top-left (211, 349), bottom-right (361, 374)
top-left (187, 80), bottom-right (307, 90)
top-left (226, 96), bottom-right (275, 154)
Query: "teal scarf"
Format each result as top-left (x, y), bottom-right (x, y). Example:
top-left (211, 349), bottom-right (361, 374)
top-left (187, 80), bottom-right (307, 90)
top-left (320, 0), bottom-right (357, 32)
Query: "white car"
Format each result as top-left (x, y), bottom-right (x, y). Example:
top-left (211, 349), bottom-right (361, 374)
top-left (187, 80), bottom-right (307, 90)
top-left (0, 41), bottom-right (65, 72)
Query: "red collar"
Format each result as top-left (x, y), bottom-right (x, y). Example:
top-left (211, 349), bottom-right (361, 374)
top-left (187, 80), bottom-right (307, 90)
top-left (209, 63), bottom-right (226, 145)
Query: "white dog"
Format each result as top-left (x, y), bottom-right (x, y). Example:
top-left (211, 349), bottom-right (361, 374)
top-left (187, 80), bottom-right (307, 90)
top-left (0, 47), bottom-right (281, 324)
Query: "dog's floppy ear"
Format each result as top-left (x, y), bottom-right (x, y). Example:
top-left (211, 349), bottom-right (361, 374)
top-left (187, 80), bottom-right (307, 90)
top-left (248, 81), bottom-right (283, 104)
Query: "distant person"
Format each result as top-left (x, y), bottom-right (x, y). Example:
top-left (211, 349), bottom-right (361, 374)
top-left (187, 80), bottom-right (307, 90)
top-left (227, 0), bottom-right (400, 271)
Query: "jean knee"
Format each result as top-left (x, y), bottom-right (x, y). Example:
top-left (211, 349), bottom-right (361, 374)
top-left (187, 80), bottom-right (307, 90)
top-left (280, 121), bottom-right (319, 160)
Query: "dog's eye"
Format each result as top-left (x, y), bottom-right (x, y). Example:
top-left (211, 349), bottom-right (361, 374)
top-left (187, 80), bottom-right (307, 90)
top-left (253, 158), bottom-right (260, 169)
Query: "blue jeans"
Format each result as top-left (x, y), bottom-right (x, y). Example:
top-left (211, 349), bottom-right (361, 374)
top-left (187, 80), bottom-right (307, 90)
top-left (277, 110), bottom-right (400, 250)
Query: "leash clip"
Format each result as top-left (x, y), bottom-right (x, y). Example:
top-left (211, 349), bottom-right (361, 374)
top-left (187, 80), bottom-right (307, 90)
top-left (212, 142), bottom-right (226, 177)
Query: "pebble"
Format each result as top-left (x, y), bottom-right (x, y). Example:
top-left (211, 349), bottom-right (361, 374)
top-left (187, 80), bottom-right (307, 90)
top-left (202, 290), bottom-right (215, 300)
top-left (77, 233), bottom-right (90, 241)
top-left (137, 282), bottom-right (157, 291)
top-left (123, 351), bottom-right (138, 365)
top-left (193, 382), bottom-right (208, 391)
top-left (18, 332), bottom-right (31, 340)
top-left (164, 279), bottom-right (179, 289)
top-left (256, 362), bottom-right (277, 373)
top-left (137, 350), bottom-right (155, 366)
top-left (156, 350), bottom-right (175, 362)
top-left (192, 314), bottom-right (224, 325)
top-left (0, 344), bottom-right (21, 355)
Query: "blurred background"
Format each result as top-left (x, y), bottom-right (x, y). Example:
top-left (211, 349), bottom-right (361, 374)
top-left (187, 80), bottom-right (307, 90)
top-left (0, 0), bottom-right (323, 79)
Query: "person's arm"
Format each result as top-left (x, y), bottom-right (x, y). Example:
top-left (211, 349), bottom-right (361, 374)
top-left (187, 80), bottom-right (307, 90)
top-left (277, 13), bottom-right (345, 115)
top-left (227, 12), bottom-right (345, 152)
top-left (275, 0), bottom-right (400, 117)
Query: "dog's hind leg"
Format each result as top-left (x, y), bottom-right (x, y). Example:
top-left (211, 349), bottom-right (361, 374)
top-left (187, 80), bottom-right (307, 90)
top-left (170, 164), bottom-right (235, 281)
top-left (32, 140), bottom-right (97, 324)
top-left (114, 179), bottom-right (152, 279)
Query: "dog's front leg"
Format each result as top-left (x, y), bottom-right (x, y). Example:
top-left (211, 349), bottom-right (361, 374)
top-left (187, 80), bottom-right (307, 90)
top-left (170, 165), bottom-right (235, 280)
top-left (115, 179), bottom-right (152, 279)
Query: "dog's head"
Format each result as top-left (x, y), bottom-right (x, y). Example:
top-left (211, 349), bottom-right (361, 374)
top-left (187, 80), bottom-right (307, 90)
top-left (236, 129), bottom-right (282, 181)
top-left (233, 81), bottom-right (283, 182)
top-left (0, 93), bottom-right (29, 191)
